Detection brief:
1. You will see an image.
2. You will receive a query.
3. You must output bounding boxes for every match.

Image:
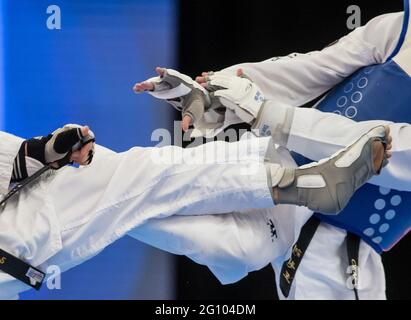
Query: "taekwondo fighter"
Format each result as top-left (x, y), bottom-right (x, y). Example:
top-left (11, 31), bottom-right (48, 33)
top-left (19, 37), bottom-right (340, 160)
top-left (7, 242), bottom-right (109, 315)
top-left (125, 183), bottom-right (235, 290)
top-left (0, 110), bottom-right (389, 298)
top-left (131, 3), bottom-right (410, 300)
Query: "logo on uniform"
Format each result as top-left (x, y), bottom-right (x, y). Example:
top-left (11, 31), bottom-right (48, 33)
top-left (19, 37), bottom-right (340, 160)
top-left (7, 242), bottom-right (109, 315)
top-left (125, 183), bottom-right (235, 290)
top-left (267, 219), bottom-right (278, 242)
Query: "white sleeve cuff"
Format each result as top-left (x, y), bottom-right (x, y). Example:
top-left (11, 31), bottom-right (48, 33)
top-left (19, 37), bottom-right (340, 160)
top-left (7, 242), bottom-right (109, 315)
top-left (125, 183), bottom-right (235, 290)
top-left (0, 131), bottom-right (25, 193)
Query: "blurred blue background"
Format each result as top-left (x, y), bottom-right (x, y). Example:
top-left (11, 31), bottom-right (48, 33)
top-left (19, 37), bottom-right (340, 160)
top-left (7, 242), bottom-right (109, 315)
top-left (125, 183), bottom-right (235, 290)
top-left (0, 0), bottom-right (177, 299)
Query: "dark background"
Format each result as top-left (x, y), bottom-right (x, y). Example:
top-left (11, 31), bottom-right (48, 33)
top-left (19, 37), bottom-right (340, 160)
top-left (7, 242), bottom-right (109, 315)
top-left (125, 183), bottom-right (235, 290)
top-left (176, 0), bottom-right (410, 300)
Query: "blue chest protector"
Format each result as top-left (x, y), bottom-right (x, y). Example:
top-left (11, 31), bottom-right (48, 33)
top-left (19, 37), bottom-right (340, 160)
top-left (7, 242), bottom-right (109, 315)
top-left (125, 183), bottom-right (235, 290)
top-left (300, 0), bottom-right (411, 253)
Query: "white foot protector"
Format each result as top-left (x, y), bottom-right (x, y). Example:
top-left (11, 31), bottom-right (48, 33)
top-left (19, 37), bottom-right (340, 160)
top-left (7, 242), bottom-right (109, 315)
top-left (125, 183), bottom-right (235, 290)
top-left (266, 126), bottom-right (388, 215)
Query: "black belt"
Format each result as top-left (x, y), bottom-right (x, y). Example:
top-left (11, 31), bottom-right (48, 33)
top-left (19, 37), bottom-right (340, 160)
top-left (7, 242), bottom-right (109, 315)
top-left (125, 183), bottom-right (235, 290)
top-left (279, 216), bottom-right (320, 298)
top-left (0, 248), bottom-right (45, 290)
top-left (279, 216), bottom-right (361, 300)
top-left (0, 165), bottom-right (54, 291)
top-left (346, 232), bottom-right (361, 300)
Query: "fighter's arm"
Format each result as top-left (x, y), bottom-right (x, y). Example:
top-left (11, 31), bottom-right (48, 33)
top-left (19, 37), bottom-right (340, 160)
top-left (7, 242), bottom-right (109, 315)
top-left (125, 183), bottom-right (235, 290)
top-left (133, 13), bottom-right (403, 137)
top-left (202, 12), bottom-right (403, 107)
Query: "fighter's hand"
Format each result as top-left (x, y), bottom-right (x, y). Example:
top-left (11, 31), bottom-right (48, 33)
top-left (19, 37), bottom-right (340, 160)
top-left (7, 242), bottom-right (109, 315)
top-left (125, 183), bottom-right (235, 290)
top-left (195, 71), bottom-right (212, 85)
top-left (200, 69), bottom-right (264, 124)
top-left (195, 69), bottom-right (244, 84)
top-left (69, 127), bottom-right (95, 165)
top-left (133, 67), bottom-right (163, 93)
top-left (45, 124), bottom-right (95, 168)
top-left (133, 67), bottom-right (210, 132)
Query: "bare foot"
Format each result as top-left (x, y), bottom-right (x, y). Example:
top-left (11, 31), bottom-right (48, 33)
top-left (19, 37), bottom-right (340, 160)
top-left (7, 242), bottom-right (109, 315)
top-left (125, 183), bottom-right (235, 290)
top-left (373, 125), bottom-right (392, 173)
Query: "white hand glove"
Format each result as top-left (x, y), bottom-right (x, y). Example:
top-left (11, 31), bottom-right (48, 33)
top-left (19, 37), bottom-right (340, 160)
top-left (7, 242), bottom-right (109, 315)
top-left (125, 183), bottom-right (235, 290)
top-left (12, 124), bottom-right (95, 182)
top-left (206, 73), bottom-right (265, 124)
top-left (134, 68), bottom-right (263, 138)
top-left (46, 124), bottom-right (95, 166)
top-left (206, 73), bottom-right (297, 144)
top-left (134, 68), bottom-right (213, 130)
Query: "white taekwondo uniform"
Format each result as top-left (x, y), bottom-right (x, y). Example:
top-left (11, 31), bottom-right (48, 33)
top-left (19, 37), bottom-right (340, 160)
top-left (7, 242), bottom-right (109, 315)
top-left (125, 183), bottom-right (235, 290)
top-left (2, 9), bottom-right (409, 301)
top-left (0, 132), bottom-right (274, 299)
top-left (130, 8), bottom-right (411, 300)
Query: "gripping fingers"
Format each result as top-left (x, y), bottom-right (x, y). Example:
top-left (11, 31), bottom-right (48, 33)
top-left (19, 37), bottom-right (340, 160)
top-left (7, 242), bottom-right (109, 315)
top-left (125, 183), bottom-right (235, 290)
top-left (182, 115), bottom-right (192, 132)
top-left (70, 141), bottom-right (95, 165)
top-left (67, 125), bottom-right (95, 165)
top-left (155, 67), bottom-right (166, 77)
